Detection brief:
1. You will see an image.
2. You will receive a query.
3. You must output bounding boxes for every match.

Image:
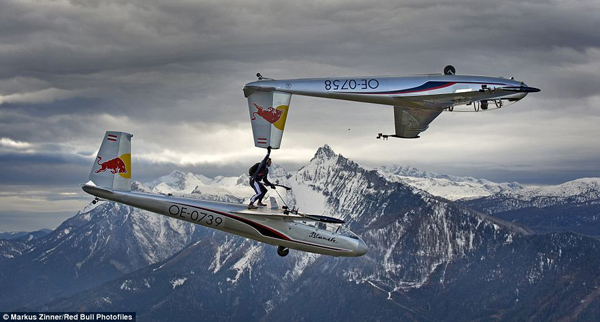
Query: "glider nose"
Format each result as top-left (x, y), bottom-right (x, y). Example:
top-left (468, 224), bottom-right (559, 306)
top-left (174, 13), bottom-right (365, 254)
top-left (501, 84), bottom-right (541, 93)
top-left (356, 239), bottom-right (368, 256)
top-left (523, 86), bottom-right (541, 93)
top-left (519, 82), bottom-right (540, 93)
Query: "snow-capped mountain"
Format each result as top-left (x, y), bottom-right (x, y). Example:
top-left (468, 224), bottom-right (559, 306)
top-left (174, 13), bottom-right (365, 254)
top-left (2, 145), bottom-right (599, 320)
top-left (459, 178), bottom-right (600, 214)
top-left (510, 177), bottom-right (600, 199)
top-left (150, 170), bottom-right (247, 203)
top-left (147, 171), bottom-right (213, 194)
top-left (459, 177), bottom-right (600, 237)
top-left (379, 164), bottom-right (523, 200)
top-left (463, 177), bottom-right (600, 211)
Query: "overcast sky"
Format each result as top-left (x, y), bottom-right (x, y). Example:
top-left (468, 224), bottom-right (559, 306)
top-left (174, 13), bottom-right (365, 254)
top-left (1, 0), bottom-right (599, 231)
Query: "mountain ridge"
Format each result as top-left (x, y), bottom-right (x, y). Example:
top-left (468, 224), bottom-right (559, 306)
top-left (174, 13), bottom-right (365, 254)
top-left (2, 145), bottom-right (599, 321)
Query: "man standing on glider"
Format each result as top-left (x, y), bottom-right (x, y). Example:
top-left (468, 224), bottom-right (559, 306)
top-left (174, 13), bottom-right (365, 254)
top-left (248, 146), bottom-right (275, 209)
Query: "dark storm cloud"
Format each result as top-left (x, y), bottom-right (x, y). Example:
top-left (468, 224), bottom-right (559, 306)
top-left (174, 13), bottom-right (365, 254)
top-left (2, 1), bottom-right (598, 83)
top-left (0, 148), bottom-right (91, 186)
top-left (1, 0), bottom-right (597, 125)
top-left (1, 0), bottom-right (597, 131)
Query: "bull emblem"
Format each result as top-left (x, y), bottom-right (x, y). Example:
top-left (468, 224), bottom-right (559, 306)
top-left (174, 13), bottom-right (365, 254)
top-left (95, 156), bottom-right (127, 174)
top-left (251, 103), bottom-right (284, 124)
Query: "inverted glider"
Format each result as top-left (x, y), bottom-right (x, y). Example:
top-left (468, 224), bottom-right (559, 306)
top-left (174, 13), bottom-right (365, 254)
top-left (243, 66), bottom-right (540, 147)
top-left (82, 131), bottom-right (367, 257)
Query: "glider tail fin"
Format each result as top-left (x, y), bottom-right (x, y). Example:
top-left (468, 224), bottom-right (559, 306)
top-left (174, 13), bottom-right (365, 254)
top-left (246, 91), bottom-right (292, 149)
top-left (89, 131), bottom-right (133, 191)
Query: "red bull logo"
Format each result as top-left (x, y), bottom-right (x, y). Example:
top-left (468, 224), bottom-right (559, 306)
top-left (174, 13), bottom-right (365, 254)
top-left (95, 156), bottom-right (127, 175)
top-left (251, 103), bottom-right (284, 124)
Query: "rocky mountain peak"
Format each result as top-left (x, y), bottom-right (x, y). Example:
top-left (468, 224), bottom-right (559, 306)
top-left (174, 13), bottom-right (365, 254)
top-left (312, 144), bottom-right (337, 161)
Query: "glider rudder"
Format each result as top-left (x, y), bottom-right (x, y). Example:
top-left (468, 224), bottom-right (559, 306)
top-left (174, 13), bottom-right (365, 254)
top-left (247, 91), bottom-right (291, 149)
top-left (89, 131), bottom-right (133, 191)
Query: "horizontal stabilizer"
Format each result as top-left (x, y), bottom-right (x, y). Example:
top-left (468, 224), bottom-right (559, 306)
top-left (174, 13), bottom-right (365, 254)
top-left (303, 214), bottom-right (345, 224)
top-left (234, 209), bottom-right (345, 224)
top-left (393, 106), bottom-right (442, 138)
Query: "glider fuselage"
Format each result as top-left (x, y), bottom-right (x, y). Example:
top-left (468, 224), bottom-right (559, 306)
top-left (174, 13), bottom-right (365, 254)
top-left (244, 74), bottom-right (532, 110)
top-left (243, 71), bottom-right (539, 144)
top-left (83, 184), bottom-right (367, 257)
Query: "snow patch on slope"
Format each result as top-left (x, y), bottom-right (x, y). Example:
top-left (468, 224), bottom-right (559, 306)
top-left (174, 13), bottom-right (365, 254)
top-left (227, 243), bottom-right (263, 284)
top-left (170, 277), bottom-right (187, 289)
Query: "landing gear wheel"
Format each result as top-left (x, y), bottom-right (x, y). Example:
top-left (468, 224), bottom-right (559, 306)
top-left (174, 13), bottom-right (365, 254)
top-left (277, 246), bottom-right (289, 257)
top-left (481, 100), bottom-right (488, 110)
